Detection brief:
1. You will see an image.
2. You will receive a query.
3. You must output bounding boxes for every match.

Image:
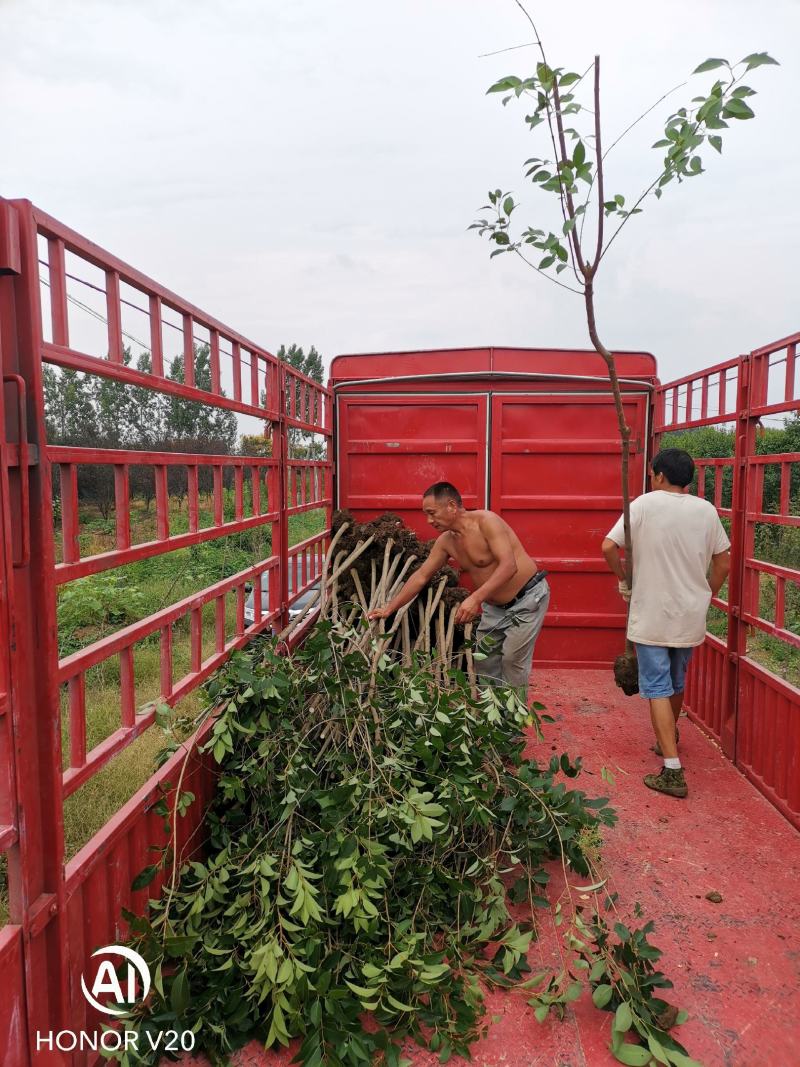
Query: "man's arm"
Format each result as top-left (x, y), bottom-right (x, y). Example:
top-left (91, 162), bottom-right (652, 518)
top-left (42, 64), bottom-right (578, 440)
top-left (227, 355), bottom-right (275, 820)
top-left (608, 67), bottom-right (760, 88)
top-left (454, 515), bottom-right (517, 624)
top-left (708, 550), bottom-right (731, 597)
top-left (601, 537), bottom-right (626, 582)
top-left (367, 537), bottom-right (450, 619)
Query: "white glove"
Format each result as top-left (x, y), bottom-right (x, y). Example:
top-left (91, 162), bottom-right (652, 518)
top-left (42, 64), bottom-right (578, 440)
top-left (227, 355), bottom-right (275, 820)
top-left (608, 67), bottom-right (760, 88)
top-left (618, 580), bottom-right (632, 603)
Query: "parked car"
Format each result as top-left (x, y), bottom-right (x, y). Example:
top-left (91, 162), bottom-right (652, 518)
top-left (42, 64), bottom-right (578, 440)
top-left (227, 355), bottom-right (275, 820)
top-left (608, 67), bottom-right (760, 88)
top-left (244, 572), bottom-right (321, 629)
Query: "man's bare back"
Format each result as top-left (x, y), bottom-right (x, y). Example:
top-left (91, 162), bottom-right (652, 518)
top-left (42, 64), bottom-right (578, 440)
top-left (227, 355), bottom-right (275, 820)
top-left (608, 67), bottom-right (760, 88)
top-left (436, 510), bottom-right (538, 605)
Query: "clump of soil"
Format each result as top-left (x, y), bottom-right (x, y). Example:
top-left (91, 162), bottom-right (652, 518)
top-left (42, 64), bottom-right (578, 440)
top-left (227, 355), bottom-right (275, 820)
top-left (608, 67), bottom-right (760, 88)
top-left (613, 650), bottom-right (639, 696)
top-left (331, 509), bottom-right (467, 612)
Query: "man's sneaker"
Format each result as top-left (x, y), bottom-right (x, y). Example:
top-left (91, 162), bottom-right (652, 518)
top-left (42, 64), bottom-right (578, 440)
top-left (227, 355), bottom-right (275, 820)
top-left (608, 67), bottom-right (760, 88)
top-left (653, 727), bottom-right (680, 757)
top-left (643, 767), bottom-right (687, 798)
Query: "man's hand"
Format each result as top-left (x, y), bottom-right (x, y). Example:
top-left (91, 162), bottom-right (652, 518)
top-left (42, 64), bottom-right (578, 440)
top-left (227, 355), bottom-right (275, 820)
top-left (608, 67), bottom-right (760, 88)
top-left (454, 594), bottom-right (482, 625)
top-left (618, 580), bottom-right (632, 603)
top-left (367, 606), bottom-right (392, 621)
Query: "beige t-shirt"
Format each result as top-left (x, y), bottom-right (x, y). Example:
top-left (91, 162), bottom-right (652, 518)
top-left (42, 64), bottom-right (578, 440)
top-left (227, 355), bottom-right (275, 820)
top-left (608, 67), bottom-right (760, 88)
top-left (606, 491), bottom-right (730, 647)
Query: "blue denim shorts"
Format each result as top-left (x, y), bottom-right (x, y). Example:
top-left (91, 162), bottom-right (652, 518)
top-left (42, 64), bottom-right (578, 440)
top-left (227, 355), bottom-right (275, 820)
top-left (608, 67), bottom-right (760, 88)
top-left (634, 644), bottom-right (694, 699)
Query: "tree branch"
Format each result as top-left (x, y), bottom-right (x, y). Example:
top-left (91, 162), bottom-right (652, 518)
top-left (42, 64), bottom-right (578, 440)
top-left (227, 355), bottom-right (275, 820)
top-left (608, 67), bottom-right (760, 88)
top-left (512, 247), bottom-right (584, 294)
top-left (513, 0), bottom-right (583, 283)
top-left (591, 56), bottom-right (604, 274)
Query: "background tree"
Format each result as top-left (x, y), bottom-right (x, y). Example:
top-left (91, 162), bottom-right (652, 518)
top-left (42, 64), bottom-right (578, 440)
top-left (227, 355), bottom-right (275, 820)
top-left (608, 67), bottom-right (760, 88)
top-left (275, 343), bottom-right (326, 460)
top-left (473, 4), bottom-right (776, 677)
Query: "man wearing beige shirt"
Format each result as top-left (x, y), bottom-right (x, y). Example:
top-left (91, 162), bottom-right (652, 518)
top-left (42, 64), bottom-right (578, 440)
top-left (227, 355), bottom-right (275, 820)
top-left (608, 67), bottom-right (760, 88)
top-left (602, 448), bottom-right (731, 799)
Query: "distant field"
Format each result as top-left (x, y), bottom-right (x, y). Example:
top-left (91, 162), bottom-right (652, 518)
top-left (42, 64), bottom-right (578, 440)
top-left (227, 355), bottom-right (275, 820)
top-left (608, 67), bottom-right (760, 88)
top-left (0, 499), bottom-right (325, 926)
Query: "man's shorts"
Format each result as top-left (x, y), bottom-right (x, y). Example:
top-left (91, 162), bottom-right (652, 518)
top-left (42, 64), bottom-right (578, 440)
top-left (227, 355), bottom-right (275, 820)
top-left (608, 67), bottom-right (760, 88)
top-left (634, 644), bottom-right (694, 699)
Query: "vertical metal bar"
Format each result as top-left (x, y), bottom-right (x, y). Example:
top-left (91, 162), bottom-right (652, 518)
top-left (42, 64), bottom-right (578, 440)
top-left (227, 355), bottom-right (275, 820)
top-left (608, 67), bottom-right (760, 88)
top-left (785, 342), bottom-right (797, 403)
top-left (210, 330), bottom-right (221, 395)
top-left (231, 342), bottom-right (241, 402)
top-left (251, 464), bottom-right (261, 515)
top-left (160, 624), bottom-right (173, 700)
top-left (235, 585), bottom-right (245, 635)
top-left (60, 463), bottom-right (80, 563)
top-left (4, 199), bottom-right (72, 1044)
top-left (251, 350), bottom-right (259, 408)
top-left (253, 574), bottom-right (262, 625)
top-left (183, 312), bottom-right (195, 388)
top-left (700, 375), bottom-right (709, 421)
top-left (724, 352), bottom-right (753, 760)
top-left (275, 367), bottom-right (290, 632)
top-left (234, 465), bottom-right (244, 521)
top-left (671, 387), bottom-right (678, 426)
top-left (68, 674), bottom-right (86, 768)
top-left (190, 608), bottom-right (202, 672)
top-left (120, 646), bottom-right (135, 729)
top-left (325, 389), bottom-right (334, 534)
top-left (215, 594), bottom-right (226, 652)
top-left (685, 380), bottom-right (693, 423)
top-left (106, 269), bottom-right (123, 363)
top-left (720, 369), bottom-right (727, 417)
top-left (188, 465), bottom-right (199, 533)
top-left (47, 237), bottom-right (69, 347)
top-left (114, 464), bottom-right (130, 550)
top-left (213, 466), bottom-right (223, 526)
top-left (780, 462), bottom-right (790, 517)
top-left (155, 465), bottom-right (169, 540)
top-left (775, 577), bottom-right (786, 632)
top-left (149, 294), bottom-right (164, 377)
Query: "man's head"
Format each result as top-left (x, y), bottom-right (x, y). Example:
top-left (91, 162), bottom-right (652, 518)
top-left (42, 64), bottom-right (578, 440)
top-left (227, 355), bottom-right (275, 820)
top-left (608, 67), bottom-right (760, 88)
top-left (650, 447), bottom-right (694, 490)
top-left (422, 481), bottom-right (463, 531)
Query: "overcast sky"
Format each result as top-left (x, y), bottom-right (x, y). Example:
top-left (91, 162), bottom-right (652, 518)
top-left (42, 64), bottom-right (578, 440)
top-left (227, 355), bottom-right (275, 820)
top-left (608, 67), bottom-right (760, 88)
top-left (2, 0), bottom-right (798, 384)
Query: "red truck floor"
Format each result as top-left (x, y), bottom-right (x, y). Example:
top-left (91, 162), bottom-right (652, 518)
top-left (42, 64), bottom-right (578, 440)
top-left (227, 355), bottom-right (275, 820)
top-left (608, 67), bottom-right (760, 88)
top-left (175, 668), bottom-right (800, 1067)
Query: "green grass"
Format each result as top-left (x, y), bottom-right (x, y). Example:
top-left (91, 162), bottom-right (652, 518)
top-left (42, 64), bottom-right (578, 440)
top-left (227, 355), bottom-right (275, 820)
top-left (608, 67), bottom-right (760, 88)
top-left (1, 500), bottom-right (325, 927)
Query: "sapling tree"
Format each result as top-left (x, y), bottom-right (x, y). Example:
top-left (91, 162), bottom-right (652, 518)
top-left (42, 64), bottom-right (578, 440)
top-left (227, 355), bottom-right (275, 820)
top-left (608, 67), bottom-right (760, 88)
top-left (472, 3), bottom-right (777, 676)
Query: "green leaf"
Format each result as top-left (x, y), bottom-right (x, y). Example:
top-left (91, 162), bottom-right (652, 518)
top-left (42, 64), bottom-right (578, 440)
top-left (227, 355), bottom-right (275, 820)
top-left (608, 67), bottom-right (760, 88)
top-left (487, 76), bottom-right (523, 95)
top-left (611, 1044), bottom-right (652, 1066)
top-left (722, 98), bottom-right (755, 120)
top-left (573, 141), bottom-right (586, 167)
top-left (170, 968), bottom-right (190, 1018)
top-left (533, 1002), bottom-right (549, 1024)
top-left (502, 196), bottom-right (515, 216)
top-left (693, 58), bottom-right (728, 74)
top-left (740, 52), bottom-right (779, 71)
top-left (614, 1002), bottom-right (633, 1033)
top-left (592, 983), bottom-right (613, 1008)
top-left (709, 135), bottom-right (723, 154)
top-left (131, 864), bottom-right (158, 891)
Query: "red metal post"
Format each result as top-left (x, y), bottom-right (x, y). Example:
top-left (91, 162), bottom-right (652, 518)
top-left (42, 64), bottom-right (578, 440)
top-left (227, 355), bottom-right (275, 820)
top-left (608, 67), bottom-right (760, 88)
top-left (3, 199), bottom-right (71, 1052)
top-left (272, 366), bottom-right (290, 631)
top-left (723, 354), bottom-right (752, 759)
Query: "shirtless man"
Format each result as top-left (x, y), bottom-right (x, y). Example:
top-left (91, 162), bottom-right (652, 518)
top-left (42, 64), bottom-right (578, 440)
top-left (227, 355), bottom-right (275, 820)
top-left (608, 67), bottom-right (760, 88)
top-left (368, 482), bottom-right (550, 690)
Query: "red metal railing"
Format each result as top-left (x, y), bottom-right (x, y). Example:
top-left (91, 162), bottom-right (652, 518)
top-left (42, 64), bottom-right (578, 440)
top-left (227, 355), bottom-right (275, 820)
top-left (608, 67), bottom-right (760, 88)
top-left (0, 197), bottom-right (332, 1062)
top-left (655, 331), bottom-right (800, 828)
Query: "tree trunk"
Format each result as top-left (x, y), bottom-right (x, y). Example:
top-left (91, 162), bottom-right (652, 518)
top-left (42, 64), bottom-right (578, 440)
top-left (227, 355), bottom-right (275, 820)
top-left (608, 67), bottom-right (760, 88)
top-left (585, 282), bottom-right (634, 652)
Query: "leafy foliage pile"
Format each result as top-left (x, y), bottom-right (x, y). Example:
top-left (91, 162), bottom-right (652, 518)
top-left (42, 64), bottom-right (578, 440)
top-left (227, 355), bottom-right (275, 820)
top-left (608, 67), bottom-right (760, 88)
top-left (119, 620), bottom-right (698, 1066)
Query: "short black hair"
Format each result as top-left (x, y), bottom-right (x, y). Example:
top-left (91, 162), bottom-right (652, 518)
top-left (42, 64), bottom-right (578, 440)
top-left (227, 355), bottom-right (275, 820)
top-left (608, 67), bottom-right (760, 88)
top-left (423, 481), bottom-right (462, 506)
top-left (652, 448), bottom-right (694, 488)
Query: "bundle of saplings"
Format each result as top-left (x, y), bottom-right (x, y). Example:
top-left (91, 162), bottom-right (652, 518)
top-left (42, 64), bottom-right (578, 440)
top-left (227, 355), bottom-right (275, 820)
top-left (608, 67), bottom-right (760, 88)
top-left (119, 605), bottom-right (697, 1067)
top-left (283, 512), bottom-right (474, 685)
